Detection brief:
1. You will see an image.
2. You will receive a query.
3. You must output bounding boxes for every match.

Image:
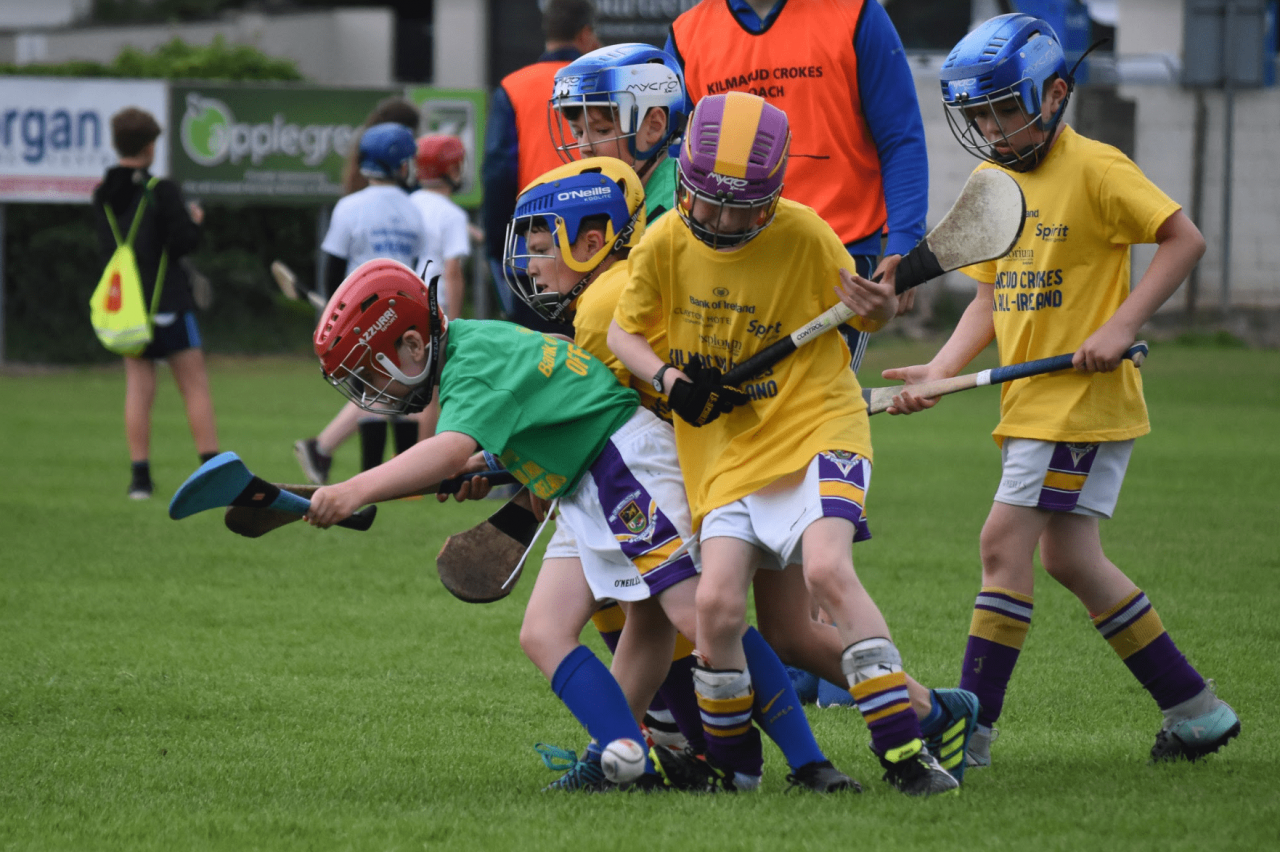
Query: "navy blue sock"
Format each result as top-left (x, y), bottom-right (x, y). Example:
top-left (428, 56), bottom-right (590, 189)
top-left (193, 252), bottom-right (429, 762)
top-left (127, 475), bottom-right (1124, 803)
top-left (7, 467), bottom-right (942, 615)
top-left (551, 645), bottom-right (652, 771)
top-left (655, 653), bottom-right (707, 753)
top-left (742, 626), bottom-right (826, 769)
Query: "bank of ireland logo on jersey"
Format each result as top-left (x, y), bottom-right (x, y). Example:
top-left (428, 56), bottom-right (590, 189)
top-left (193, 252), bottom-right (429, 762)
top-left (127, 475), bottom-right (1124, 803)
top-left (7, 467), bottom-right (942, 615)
top-left (181, 94), bottom-right (234, 166)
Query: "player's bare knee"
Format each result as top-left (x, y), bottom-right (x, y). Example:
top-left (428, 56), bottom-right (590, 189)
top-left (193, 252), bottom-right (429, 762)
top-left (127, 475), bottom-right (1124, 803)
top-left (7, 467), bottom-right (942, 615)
top-left (1039, 551), bottom-right (1089, 594)
top-left (979, 533), bottom-right (1026, 586)
top-left (518, 616), bottom-right (561, 668)
top-left (695, 584), bottom-right (746, 642)
top-left (802, 558), bottom-right (859, 606)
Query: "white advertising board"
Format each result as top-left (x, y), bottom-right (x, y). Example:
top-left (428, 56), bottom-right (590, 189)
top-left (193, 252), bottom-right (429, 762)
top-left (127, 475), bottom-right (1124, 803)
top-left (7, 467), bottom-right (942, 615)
top-left (0, 78), bottom-right (168, 203)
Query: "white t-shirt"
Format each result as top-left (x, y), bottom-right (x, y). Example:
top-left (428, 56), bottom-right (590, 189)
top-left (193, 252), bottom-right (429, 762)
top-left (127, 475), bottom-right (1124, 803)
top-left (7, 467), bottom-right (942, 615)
top-left (409, 188), bottom-right (471, 277)
top-left (322, 184), bottom-right (427, 275)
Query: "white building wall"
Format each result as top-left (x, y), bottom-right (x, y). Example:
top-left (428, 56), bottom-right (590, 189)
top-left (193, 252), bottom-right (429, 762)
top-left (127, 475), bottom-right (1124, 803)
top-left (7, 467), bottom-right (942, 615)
top-left (434, 0), bottom-right (487, 89)
top-left (4, 8), bottom-right (393, 87)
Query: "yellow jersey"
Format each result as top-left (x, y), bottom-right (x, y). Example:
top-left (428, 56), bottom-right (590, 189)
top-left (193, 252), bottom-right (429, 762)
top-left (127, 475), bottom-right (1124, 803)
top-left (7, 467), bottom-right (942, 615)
top-left (574, 260), bottom-right (671, 422)
top-left (967, 126), bottom-right (1179, 445)
top-left (614, 198), bottom-right (880, 529)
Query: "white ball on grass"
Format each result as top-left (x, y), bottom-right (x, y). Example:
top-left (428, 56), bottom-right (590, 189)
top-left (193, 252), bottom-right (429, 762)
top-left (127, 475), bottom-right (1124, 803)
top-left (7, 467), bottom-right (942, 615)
top-left (600, 737), bottom-right (646, 785)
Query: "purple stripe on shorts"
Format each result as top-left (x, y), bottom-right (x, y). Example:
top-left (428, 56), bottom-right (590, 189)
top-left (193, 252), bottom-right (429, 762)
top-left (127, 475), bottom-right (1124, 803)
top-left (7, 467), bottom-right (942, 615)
top-left (644, 552), bottom-right (697, 597)
top-left (817, 451), bottom-right (872, 542)
top-left (1037, 442), bottom-right (1099, 512)
top-left (590, 440), bottom-right (684, 565)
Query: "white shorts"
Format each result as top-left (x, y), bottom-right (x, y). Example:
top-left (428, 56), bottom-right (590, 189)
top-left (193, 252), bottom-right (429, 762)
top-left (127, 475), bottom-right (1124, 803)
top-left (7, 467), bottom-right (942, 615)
top-left (556, 408), bottom-right (700, 602)
top-left (544, 519), bottom-right (577, 561)
top-left (700, 451), bottom-right (872, 570)
top-left (994, 437), bottom-right (1134, 519)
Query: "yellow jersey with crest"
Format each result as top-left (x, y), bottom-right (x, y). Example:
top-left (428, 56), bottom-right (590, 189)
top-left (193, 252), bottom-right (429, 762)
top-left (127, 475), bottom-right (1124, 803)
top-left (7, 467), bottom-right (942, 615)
top-left (966, 126), bottom-right (1178, 446)
top-left (574, 260), bottom-right (671, 422)
top-left (614, 198), bottom-right (882, 530)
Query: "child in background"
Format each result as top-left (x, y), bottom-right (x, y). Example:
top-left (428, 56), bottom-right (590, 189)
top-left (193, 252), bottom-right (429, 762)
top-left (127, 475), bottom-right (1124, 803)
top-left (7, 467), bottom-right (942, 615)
top-left (409, 134), bottom-right (472, 322)
top-left (879, 13), bottom-right (1238, 767)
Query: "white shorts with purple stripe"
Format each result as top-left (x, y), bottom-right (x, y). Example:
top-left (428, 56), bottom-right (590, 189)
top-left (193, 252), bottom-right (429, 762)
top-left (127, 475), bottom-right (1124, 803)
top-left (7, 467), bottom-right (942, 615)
top-left (555, 408), bottom-right (700, 602)
top-left (700, 451), bottom-right (873, 570)
top-left (994, 437), bottom-right (1134, 519)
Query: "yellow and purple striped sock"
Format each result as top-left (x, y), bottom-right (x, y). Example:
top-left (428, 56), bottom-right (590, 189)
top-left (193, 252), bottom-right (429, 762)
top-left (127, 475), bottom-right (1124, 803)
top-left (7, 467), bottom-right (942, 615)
top-left (1092, 589), bottom-right (1205, 711)
top-left (959, 586), bottom-right (1033, 727)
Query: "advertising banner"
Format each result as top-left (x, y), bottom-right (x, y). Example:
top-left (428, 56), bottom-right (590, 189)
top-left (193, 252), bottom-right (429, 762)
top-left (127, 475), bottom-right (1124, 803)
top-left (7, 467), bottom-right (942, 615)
top-left (169, 84), bottom-right (397, 203)
top-left (403, 86), bottom-right (485, 209)
top-left (0, 78), bottom-right (168, 203)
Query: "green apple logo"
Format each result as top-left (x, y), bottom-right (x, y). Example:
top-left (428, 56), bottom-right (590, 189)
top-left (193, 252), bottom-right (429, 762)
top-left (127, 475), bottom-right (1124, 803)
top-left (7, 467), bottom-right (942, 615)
top-left (180, 94), bottom-right (233, 166)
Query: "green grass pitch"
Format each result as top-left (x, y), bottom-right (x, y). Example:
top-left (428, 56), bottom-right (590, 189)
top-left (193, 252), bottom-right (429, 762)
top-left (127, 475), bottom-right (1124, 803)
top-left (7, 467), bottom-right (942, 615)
top-left (2, 339), bottom-right (1276, 850)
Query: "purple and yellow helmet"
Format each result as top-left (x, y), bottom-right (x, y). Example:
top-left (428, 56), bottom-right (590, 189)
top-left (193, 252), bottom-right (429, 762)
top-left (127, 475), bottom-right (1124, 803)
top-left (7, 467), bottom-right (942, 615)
top-left (676, 92), bottom-right (790, 249)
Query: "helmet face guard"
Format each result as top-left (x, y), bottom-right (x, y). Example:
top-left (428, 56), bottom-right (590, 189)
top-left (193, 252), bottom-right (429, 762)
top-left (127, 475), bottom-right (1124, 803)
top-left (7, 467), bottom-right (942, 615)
top-left (503, 158), bottom-right (645, 323)
top-left (549, 43), bottom-right (688, 166)
top-left (676, 92), bottom-right (789, 250)
top-left (939, 13), bottom-right (1072, 171)
top-left (314, 259), bottom-right (445, 415)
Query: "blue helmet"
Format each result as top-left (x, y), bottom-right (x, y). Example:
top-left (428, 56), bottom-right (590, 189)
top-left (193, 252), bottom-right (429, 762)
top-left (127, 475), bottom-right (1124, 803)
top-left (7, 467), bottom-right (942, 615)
top-left (503, 157), bottom-right (646, 323)
top-left (358, 122), bottom-right (418, 183)
top-left (549, 43), bottom-right (688, 166)
top-left (939, 14), bottom-right (1071, 171)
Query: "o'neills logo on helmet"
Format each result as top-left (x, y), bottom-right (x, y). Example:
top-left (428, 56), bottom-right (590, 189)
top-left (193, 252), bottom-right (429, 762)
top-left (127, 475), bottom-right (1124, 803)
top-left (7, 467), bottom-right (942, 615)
top-left (710, 173), bottom-right (749, 190)
top-left (359, 307), bottom-right (398, 345)
top-left (557, 187), bottom-right (612, 201)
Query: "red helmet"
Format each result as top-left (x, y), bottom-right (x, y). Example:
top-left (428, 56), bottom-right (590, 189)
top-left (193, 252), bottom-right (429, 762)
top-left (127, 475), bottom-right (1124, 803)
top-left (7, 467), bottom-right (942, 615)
top-left (415, 134), bottom-right (466, 184)
top-left (313, 259), bottom-right (446, 414)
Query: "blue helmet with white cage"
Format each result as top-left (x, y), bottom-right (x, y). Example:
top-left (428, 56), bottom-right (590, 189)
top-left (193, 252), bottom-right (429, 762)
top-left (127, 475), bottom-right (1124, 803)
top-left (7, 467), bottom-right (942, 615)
top-left (939, 14), bottom-right (1072, 171)
top-left (549, 43), bottom-right (688, 166)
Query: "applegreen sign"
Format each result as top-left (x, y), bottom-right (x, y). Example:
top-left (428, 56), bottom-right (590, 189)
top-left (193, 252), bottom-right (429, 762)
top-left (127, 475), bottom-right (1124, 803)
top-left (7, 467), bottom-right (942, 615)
top-left (169, 84), bottom-right (397, 203)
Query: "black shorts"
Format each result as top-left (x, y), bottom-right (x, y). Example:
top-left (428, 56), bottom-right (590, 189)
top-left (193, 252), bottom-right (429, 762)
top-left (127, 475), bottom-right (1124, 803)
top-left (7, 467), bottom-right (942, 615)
top-left (138, 311), bottom-right (202, 360)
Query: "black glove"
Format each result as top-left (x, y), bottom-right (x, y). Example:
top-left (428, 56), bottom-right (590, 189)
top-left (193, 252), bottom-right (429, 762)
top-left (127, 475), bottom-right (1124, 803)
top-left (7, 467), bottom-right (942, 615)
top-left (667, 355), bottom-right (750, 427)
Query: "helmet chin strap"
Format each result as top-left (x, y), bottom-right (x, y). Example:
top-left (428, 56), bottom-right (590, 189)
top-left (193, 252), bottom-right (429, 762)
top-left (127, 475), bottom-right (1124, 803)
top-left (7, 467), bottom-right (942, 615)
top-left (544, 272), bottom-right (592, 323)
top-left (375, 350), bottom-right (434, 387)
top-left (542, 205), bottom-right (641, 322)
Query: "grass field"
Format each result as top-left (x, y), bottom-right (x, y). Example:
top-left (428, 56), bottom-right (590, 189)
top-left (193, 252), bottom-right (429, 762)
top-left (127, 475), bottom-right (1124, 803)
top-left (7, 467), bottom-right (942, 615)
top-left (2, 338), bottom-right (1277, 851)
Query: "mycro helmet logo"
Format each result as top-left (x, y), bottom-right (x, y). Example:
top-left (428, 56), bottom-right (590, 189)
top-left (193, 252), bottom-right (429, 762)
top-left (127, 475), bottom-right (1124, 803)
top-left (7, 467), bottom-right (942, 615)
top-left (711, 173), bottom-right (748, 190)
top-left (180, 94), bottom-right (234, 166)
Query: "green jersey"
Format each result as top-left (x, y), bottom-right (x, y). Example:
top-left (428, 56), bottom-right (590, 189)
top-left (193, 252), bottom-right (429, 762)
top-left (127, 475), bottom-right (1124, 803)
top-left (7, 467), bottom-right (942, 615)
top-left (436, 319), bottom-right (639, 500)
top-left (645, 157), bottom-right (677, 223)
